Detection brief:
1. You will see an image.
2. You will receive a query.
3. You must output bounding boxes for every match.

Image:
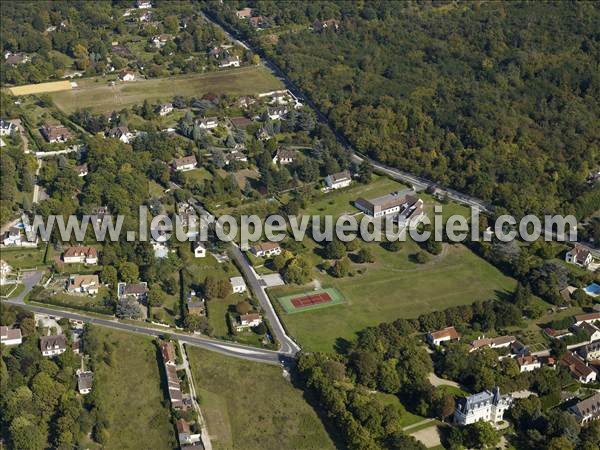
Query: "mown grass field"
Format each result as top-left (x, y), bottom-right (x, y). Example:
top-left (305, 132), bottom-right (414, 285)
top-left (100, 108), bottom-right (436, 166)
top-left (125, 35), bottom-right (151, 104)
top-left (187, 347), bottom-right (336, 450)
top-left (9, 80), bottom-right (73, 96)
top-left (271, 242), bottom-right (517, 352)
top-left (50, 65), bottom-right (283, 113)
top-left (90, 327), bottom-right (177, 450)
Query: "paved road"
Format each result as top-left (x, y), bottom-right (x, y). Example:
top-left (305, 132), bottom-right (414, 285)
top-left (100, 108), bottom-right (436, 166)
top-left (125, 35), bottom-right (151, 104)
top-left (200, 9), bottom-right (492, 214)
top-left (188, 198), bottom-right (300, 356)
top-left (229, 245), bottom-right (300, 355)
top-left (200, 7), bottom-right (600, 259)
top-left (3, 272), bottom-right (289, 366)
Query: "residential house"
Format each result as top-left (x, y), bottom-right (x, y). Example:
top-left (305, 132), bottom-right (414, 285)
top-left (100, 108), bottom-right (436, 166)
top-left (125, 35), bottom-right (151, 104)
top-left (219, 56), bottom-right (240, 68)
top-left (510, 340), bottom-right (530, 357)
top-left (427, 326), bottom-right (461, 346)
top-left (250, 242), bottom-right (281, 258)
top-left (256, 127), bottom-right (271, 141)
top-left (224, 150), bottom-right (248, 166)
top-left (160, 341), bottom-right (177, 365)
top-left (0, 326), bottom-right (22, 346)
top-left (40, 123), bottom-right (72, 143)
top-left (2, 227), bottom-right (22, 246)
top-left (118, 282), bottom-right (148, 301)
top-left (91, 206), bottom-right (109, 223)
top-left (544, 327), bottom-right (573, 340)
top-left (325, 170), bottom-right (352, 190)
top-left (561, 351), bottom-right (597, 383)
top-left (177, 419), bottom-right (192, 445)
top-left (67, 274), bottom-right (100, 295)
top-left (161, 345), bottom-right (184, 409)
top-left (75, 163), bottom-right (88, 177)
top-left (0, 118), bottom-right (15, 136)
top-left (136, 0), bottom-right (152, 8)
top-left (5, 52), bottom-right (30, 65)
top-left (454, 387), bottom-right (513, 426)
top-left (235, 313), bottom-right (262, 332)
top-left (313, 18), bottom-right (340, 32)
top-left (63, 246), bottom-right (98, 264)
top-left (40, 335), bottom-right (67, 357)
top-left (572, 321), bottom-right (600, 342)
top-left (578, 341), bottom-right (600, 361)
top-left (172, 155), bottom-right (198, 171)
top-left (469, 335), bottom-right (516, 352)
top-left (355, 190), bottom-right (421, 219)
top-left (187, 292), bottom-right (206, 317)
top-left (193, 240), bottom-right (206, 258)
top-left (574, 312), bottom-right (600, 326)
top-left (569, 393), bottom-right (600, 424)
top-left (157, 103), bottom-right (173, 116)
top-left (267, 106), bottom-right (289, 120)
top-left (236, 7), bottom-right (253, 19)
top-left (395, 197), bottom-right (425, 228)
top-left (107, 126), bottom-right (133, 143)
top-left (566, 245), bottom-right (593, 268)
top-left (230, 276), bottom-right (247, 294)
top-left (237, 96), bottom-right (256, 108)
top-left (517, 355), bottom-right (542, 373)
top-left (272, 148), bottom-right (296, 165)
top-left (119, 70), bottom-right (135, 81)
top-left (208, 47), bottom-right (225, 59)
top-left (152, 34), bottom-right (173, 48)
top-left (196, 117), bottom-right (218, 129)
top-left (77, 370), bottom-right (93, 394)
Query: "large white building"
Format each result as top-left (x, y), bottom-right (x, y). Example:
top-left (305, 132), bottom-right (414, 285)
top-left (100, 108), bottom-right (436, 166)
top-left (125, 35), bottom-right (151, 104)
top-left (325, 171), bottom-right (352, 190)
top-left (454, 387), bottom-right (513, 426)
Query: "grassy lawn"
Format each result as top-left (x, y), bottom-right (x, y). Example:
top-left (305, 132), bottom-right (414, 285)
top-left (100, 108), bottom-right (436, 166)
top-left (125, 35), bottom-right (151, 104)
top-left (1, 246), bottom-right (49, 269)
top-left (184, 167), bottom-right (214, 184)
top-left (375, 392), bottom-right (425, 428)
top-left (187, 347), bottom-right (336, 450)
top-left (303, 175), bottom-right (406, 218)
top-left (271, 243), bottom-right (517, 352)
top-left (0, 283), bottom-right (23, 298)
top-left (89, 327), bottom-right (177, 450)
top-left (50, 65), bottom-right (283, 114)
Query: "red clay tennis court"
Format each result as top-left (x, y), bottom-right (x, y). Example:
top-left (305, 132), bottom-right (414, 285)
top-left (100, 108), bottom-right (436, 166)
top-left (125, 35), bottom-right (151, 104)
top-left (291, 292), bottom-right (332, 308)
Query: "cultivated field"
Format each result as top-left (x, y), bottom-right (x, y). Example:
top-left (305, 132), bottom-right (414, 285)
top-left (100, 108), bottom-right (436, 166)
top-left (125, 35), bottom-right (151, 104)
top-left (187, 347), bottom-right (336, 450)
top-left (88, 327), bottom-right (177, 449)
top-left (9, 80), bottom-right (73, 96)
top-left (50, 66), bottom-right (284, 113)
top-left (271, 243), bottom-right (517, 352)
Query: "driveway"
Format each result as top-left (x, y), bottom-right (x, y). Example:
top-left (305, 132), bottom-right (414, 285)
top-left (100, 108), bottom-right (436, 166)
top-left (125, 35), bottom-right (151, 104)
top-left (410, 425), bottom-right (442, 448)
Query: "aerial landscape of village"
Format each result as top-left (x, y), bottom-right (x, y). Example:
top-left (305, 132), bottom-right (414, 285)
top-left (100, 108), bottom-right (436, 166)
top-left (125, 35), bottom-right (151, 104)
top-left (1, 1), bottom-right (600, 449)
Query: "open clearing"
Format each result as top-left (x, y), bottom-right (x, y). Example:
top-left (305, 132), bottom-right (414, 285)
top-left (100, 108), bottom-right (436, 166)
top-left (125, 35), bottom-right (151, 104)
top-left (187, 347), bottom-right (336, 450)
top-left (50, 65), bottom-right (283, 114)
top-left (9, 80), bottom-right (72, 96)
top-left (271, 243), bottom-right (517, 352)
top-left (90, 327), bottom-right (176, 450)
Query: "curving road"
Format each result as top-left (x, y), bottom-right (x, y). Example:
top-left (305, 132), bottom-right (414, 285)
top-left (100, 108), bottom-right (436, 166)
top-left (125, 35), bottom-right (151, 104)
top-left (3, 272), bottom-right (291, 366)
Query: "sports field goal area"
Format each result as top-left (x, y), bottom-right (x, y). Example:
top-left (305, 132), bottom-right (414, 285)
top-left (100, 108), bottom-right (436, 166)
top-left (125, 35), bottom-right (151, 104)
top-left (277, 287), bottom-right (345, 314)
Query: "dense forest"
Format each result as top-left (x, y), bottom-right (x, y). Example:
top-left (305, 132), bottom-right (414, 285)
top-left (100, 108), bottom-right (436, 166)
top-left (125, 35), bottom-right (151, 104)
top-left (214, 1), bottom-right (600, 219)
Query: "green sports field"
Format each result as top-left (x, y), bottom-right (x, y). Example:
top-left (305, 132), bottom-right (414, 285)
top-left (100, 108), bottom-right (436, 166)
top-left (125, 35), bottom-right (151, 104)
top-left (277, 287), bottom-right (345, 314)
